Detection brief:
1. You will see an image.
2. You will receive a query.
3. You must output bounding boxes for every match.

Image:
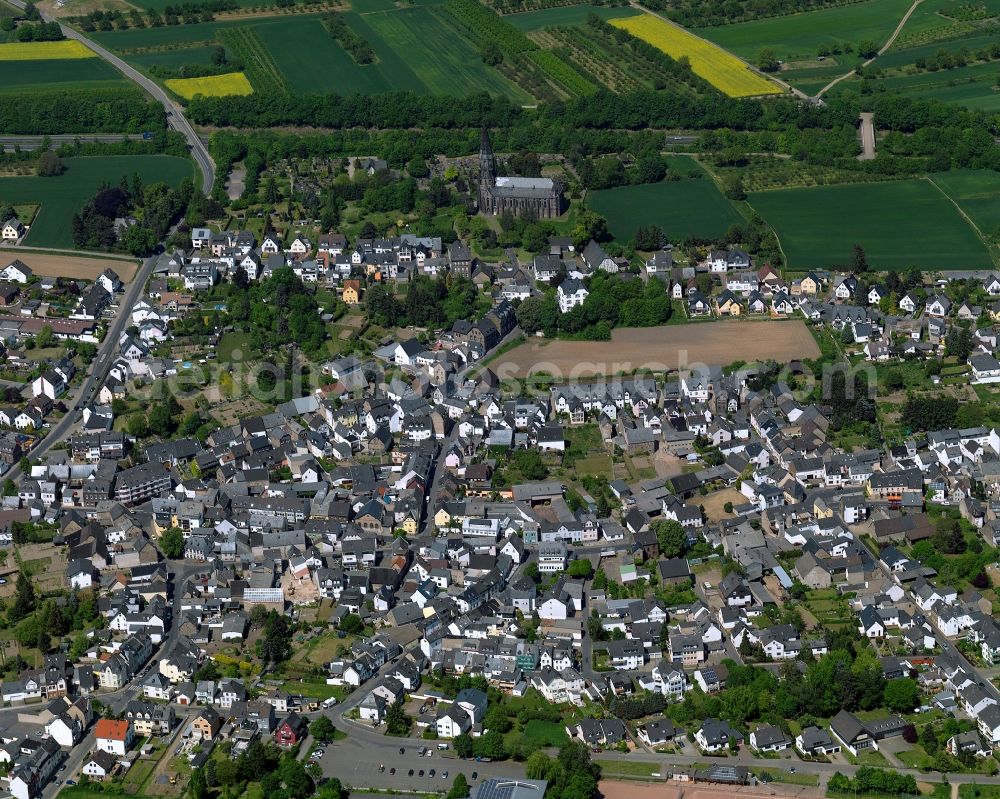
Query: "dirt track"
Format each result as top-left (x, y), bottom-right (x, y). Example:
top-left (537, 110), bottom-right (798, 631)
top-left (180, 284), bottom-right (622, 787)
top-left (600, 782), bottom-right (820, 799)
top-left (494, 320), bottom-right (819, 378)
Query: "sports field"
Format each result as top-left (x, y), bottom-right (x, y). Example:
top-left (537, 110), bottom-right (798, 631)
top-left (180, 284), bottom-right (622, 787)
top-left (0, 40), bottom-right (94, 59)
top-left (165, 71), bottom-right (253, 99)
top-left (749, 179), bottom-right (994, 270)
top-left (611, 12), bottom-right (782, 96)
top-left (0, 57), bottom-right (126, 92)
top-left (0, 156), bottom-right (194, 249)
top-left (506, 4), bottom-right (640, 30)
top-left (701, 0), bottom-right (911, 61)
top-left (588, 166), bottom-right (743, 241)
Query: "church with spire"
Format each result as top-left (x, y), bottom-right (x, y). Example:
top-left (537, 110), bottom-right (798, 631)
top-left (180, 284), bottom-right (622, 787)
top-left (477, 128), bottom-right (563, 220)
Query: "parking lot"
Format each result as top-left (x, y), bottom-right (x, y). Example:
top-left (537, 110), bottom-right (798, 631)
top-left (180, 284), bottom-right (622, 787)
top-left (318, 733), bottom-right (526, 790)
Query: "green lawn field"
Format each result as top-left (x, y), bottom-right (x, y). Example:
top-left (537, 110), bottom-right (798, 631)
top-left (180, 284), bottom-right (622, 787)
top-left (0, 155), bottom-right (194, 249)
top-left (927, 170), bottom-right (1000, 238)
top-left (749, 179), bottom-right (995, 270)
top-left (506, 3), bottom-right (640, 30)
top-left (588, 165), bottom-right (743, 242)
top-left (0, 58), bottom-right (127, 92)
top-left (701, 0), bottom-right (912, 61)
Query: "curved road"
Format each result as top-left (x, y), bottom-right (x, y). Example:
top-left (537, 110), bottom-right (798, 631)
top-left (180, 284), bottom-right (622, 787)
top-left (5, 0), bottom-right (215, 195)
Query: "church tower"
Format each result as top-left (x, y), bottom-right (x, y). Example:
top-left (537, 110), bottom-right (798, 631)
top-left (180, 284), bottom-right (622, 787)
top-left (478, 127), bottom-right (496, 212)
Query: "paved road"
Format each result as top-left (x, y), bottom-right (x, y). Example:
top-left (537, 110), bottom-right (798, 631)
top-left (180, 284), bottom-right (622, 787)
top-left (0, 134), bottom-right (146, 152)
top-left (4, 0), bottom-right (214, 195)
top-left (857, 113), bottom-right (876, 160)
top-left (0, 253), bottom-right (156, 484)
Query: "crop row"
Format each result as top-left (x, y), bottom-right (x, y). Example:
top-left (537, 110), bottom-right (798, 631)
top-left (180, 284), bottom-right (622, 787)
top-left (530, 27), bottom-right (642, 92)
top-left (544, 24), bottom-right (653, 92)
top-left (217, 26), bottom-right (290, 93)
top-left (528, 48), bottom-right (598, 94)
top-left (441, 0), bottom-right (536, 54)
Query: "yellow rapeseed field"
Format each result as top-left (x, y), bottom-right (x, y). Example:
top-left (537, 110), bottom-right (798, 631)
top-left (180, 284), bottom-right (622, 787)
top-left (0, 40), bottom-right (96, 60)
top-left (611, 14), bottom-right (782, 98)
top-left (165, 72), bottom-right (254, 100)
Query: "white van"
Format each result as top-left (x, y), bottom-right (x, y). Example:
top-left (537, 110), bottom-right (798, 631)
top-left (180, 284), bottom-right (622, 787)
top-left (322, 697), bottom-right (338, 708)
top-left (437, 743), bottom-right (449, 750)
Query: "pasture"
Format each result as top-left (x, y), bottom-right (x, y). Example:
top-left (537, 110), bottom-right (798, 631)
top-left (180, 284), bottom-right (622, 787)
top-left (165, 71), bottom-right (253, 98)
top-left (0, 156), bottom-right (194, 249)
top-left (491, 321), bottom-right (820, 377)
top-left (587, 166), bottom-right (743, 241)
top-left (506, 3), bottom-right (640, 30)
top-left (0, 40), bottom-right (94, 59)
top-left (749, 179), bottom-right (994, 270)
top-left (610, 12), bottom-right (782, 96)
top-left (701, 0), bottom-right (912, 61)
top-left (0, 57), bottom-right (125, 92)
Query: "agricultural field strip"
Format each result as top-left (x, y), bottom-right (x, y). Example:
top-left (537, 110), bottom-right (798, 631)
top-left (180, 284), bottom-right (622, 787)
top-left (610, 13), bottom-right (782, 96)
top-left (701, 0), bottom-right (914, 61)
top-left (164, 71), bottom-right (254, 98)
top-left (747, 178), bottom-right (995, 269)
top-left (529, 26), bottom-right (645, 91)
top-left (0, 57), bottom-right (126, 90)
top-left (0, 39), bottom-right (95, 59)
top-left (439, 0), bottom-right (595, 95)
top-left (504, 3), bottom-right (640, 30)
top-left (217, 25), bottom-right (290, 93)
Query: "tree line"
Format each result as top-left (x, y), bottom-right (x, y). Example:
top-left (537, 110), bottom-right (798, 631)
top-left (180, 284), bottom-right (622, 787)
top-left (0, 88), bottom-right (166, 135)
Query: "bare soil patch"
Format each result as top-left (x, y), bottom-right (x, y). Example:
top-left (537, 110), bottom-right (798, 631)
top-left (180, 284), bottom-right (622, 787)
top-left (8, 252), bottom-right (138, 282)
top-left (495, 321), bottom-right (819, 378)
top-left (700, 487), bottom-right (745, 522)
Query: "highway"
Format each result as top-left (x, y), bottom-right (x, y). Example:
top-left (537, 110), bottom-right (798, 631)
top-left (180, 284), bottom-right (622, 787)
top-left (0, 135), bottom-right (147, 153)
top-left (4, 0), bottom-right (215, 195)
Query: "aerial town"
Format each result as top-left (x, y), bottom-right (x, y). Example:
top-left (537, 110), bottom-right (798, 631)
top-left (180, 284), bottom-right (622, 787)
top-left (0, 184), bottom-right (999, 799)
